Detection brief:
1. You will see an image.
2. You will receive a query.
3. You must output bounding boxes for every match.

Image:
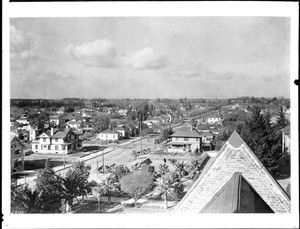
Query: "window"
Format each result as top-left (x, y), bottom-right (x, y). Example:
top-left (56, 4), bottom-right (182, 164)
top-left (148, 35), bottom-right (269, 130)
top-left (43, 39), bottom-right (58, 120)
top-left (55, 146), bottom-right (58, 150)
top-left (15, 150), bottom-right (21, 155)
top-left (44, 145), bottom-right (47, 148)
top-left (43, 138), bottom-right (46, 142)
top-left (196, 138), bottom-right (198, 141)
top-left (35, 145), bottom-right (38, 149)
top-left (55, 138), bottom-right (58, 142)
top-left (62, 146), bottom-right (65, 150)
top-left (184, 138), bottom-right (188, 141)
top-left (175, 137), bottom-right (178, 141)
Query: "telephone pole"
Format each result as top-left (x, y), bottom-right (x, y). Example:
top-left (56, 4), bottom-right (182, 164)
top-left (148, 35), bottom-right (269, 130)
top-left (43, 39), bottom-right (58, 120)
top-left (140, 111), bottom-right (142, 154)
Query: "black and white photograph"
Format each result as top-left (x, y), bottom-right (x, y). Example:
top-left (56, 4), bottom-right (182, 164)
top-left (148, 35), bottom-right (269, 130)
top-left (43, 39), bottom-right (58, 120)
top-left (2, 1), bottom-right (299, 229)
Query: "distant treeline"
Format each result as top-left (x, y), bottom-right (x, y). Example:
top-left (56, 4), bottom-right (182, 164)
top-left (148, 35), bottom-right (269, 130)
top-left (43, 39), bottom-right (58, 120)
top-left (10, 99), bottom-right (85, 108)
top-left (11, 96), bottom-right (290, 109)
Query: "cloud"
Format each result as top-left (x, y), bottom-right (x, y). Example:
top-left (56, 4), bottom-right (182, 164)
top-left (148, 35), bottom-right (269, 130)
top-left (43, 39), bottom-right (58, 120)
top-left (10, 25), bottom-right (36, 63)
top-left (63, 39), bottom-right (117, 68)
top-left (123, 47), bottom-right (167, 70)
top-left (163, 62), bottom-right (241, 81)
top-left (10, 25), bottom-right (26, 51)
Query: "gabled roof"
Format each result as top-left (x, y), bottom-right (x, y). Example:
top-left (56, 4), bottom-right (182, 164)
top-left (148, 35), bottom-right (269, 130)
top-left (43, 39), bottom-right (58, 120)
top-left (17, 117), bottom-right (28, 121)
top-left (171, 126), bottom-right (202, 138)
top-left (281, 125), bottom-right (290, 137)
top-left (100, 129), bottom-right (119, 134)
top-left (10, 133), bottom-right (25, 147)
top-left (52, 131), bottom-right (68, 139)
top-left (115, 125), bottom-right (130, 131)
top-left (50, 116), bottom-right (59, 120)
top-left (67, 120), bottom-right (81, 125)
top-left (37, 128), bottom-right (59, 138)
top-left (174, 131), bottom-right (291, 213)
top-left (200, 172), bottom-right (274, 213)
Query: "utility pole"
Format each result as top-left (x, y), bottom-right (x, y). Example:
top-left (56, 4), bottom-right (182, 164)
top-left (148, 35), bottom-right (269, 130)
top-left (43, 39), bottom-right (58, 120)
top-left (113, 127), bottom-right (115, 150)
top-left (140, 111), bottom-right (142, 155)
top-left (102, 142), bottom-right (105, 173)
top-left (63, 149), bottom-right (66, 167)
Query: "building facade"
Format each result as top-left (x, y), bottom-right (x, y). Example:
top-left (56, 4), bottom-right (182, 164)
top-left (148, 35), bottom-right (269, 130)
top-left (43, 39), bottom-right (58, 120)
top-left (31, 128), bottom-right (79, 155)
top-left (11, 134), bottom-right (25, 171)
top-left (97, 129), bottom-right (121, 141)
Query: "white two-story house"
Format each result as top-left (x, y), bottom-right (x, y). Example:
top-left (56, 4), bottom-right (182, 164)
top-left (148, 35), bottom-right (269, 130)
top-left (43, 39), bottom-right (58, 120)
top-left (31, 128), bottom-right (79, 155)
top-left (166, 126), bottom-right (203, 154)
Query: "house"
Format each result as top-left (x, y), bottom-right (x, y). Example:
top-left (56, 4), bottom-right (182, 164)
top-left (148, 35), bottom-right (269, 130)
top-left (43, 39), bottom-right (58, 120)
top-left (174, 131), bottom-right (291, 213)
top-left (28, 126), bottom-right (37, 141)
top-left (166, 126), bottom-right (203, 154)
top-left (118, 109), bottom-right (128, 116)
top-left (16, 117), bottom-right (29, 125)
top-left (198, 130), bottom-right (215, 143)
top-left (11, 133), bottom-right (25, 171)
top-left (281, 125), bottom-right (290, 155)
top-left (67, 119), bottom-right (82, 130)
top-left (97, 129), bottom-right (121, 141)
top-left (115, 125), bottom-right (130, 139)
top-left (207, 115), bottom-right (222, 124)
top-left (124, 124), bottom-right (138, 137)
top-left (31, 128), bottom-right (79, 155)
top-left (49, 116), bottom-right (60, 126)
top-left (56, 107), bottom-right (65, 115)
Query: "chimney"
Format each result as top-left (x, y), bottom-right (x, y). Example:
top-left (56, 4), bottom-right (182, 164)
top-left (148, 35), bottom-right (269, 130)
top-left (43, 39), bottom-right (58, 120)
top-left (50, 127), bottom-right (54, 136)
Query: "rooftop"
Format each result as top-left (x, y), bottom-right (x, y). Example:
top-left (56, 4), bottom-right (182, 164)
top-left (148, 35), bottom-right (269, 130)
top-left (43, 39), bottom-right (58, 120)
top-left (281, 125), bottom-right (290, 136)
top-left (171, 126), bottom-right (202, 138)
top-left (200, 172), bottom-right (274, 213)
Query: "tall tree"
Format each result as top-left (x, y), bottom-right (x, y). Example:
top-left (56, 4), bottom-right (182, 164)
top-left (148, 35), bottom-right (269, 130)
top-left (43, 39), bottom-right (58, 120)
top-left (276, 105), bottom-right (288, 129)
top-left (240, 106), bottom-right (284, 174)
top-left (120, 170), bottom-right (153, 207)
top-left (93, 115), bottom-right (110, 133)
top-left (155, 174), bottom-right (183, 209)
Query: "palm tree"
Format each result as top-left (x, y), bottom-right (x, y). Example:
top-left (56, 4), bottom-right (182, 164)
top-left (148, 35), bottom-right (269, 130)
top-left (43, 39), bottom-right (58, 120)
top-left (55, 170), bottom-right (89, 212)
top-left (98, 176), bottom-right (120, 204)
top-left (155, 174), bottom-right (181, 209)
top-left (12, 185), bottom-right (61, 213)
top-left (174, 161), bottom-right (187, 179)
top-left (158, 163), bottom-right (170, 175)
top-left (92, 185), bottom-right (107, 213)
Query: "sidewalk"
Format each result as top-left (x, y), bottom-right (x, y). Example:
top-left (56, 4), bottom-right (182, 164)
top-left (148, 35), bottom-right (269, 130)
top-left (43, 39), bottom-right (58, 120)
top-left (16, 137), bottom-right (143, 187)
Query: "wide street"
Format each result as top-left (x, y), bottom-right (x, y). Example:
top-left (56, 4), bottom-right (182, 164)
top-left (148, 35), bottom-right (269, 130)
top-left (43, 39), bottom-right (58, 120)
top-left (18, 135), bottom-right (159, 187)
top-left (84, 136), bottom-right (157, 182)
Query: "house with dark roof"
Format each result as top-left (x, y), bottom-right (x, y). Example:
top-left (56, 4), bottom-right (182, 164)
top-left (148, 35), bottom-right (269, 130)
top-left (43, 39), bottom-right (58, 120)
top-left (166, 126), bottom-right (203, 154)
top-left (11, 133), bottom-right (25, 172)
top-left (31, 128), bottom-right (79, 155)
top-left (174, 131), bottom-right (291, 213)
top-left (115, 125), bottom-right (130, 138)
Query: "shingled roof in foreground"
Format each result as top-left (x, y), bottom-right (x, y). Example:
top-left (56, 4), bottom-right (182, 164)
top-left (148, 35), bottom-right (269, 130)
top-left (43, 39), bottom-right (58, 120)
top-left (200, 172), bottom-right (274, 213)
top-left (174, 131), bottom-right (290, 213)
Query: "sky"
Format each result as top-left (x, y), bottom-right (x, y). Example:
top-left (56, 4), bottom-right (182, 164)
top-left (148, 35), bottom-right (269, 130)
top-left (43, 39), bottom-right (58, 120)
top-left (10, 17), bottom-right (290, 99)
